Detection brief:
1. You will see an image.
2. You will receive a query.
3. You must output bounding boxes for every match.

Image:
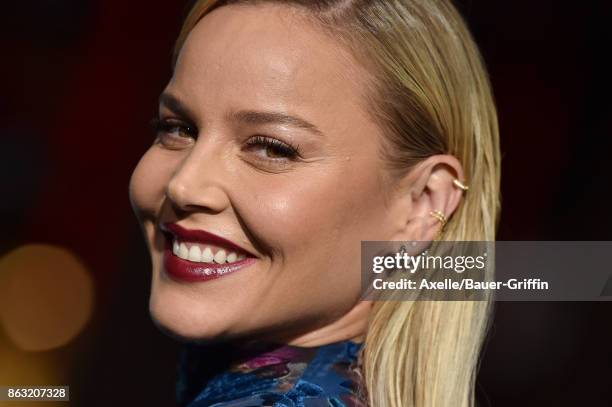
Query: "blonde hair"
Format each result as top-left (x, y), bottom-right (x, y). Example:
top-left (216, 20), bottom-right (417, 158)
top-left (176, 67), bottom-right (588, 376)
top-left (174, 1), bottom-right (501, 406)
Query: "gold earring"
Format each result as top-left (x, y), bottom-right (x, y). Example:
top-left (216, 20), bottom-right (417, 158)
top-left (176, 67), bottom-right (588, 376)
top-left (429, 210), bottom-right (447, 239)
top-left (453, 179), bottom-right (469, 191)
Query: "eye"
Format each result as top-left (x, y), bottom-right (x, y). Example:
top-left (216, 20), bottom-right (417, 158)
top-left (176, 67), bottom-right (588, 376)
top-left (244, 135), bottom-right (300, 161)
top-left (151, 117), bottom-right (197, 149)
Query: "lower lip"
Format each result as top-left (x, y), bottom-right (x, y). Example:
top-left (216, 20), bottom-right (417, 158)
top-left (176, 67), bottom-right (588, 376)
top-left (162, 240), bottom-right (256, 283)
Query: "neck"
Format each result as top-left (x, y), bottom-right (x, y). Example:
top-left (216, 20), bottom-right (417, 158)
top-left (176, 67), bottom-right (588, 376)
top-left (286, 300), bottom-right (372, 347)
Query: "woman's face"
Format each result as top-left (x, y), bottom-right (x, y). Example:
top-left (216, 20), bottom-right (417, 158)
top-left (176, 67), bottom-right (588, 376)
top-left (129, 3), bottom-right (400, 342)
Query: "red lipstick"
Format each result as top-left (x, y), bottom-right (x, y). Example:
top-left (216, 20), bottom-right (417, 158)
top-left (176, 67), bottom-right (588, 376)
top-left (160, 223), bottom-right (256, 282)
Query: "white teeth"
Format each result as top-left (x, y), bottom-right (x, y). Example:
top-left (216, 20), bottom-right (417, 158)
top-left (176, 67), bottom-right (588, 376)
top-left (188, 246), bottom-right (201, 262)
top-left (172, 240), bottom-right (247, 264)
top-left (201, 247), bottom-right (214, 263)
top-left (178, 243), bottom-right (189, 260)
top-left (214, 249), bottom-right (227, 264)
top-left (226, 252), bottom-right (237, 263)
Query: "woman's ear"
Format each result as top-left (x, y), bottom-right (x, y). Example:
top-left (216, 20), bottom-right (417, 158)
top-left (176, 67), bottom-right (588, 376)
top-left (388, 154), bottom-right (466, 242)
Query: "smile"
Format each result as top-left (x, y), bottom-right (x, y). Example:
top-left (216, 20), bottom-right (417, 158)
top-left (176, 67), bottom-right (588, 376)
top-left (172, 240), bottom-right (247, 264)
top-left (160, 223), bottom-right (256, 282)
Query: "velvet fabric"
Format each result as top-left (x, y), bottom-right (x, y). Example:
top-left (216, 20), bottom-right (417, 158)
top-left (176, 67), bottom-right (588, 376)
top-left (177, 340), bottom-right (366, 407)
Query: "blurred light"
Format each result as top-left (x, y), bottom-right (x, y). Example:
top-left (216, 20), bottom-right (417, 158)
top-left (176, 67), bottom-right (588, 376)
top-left (0, 340), bottom-right (57, 387)
top-left (0, 244), bottom-right (94, 351)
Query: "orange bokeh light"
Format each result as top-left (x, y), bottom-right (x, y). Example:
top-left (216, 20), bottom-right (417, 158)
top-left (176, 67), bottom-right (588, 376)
top-left (0, 244), bottom-right (94, 352)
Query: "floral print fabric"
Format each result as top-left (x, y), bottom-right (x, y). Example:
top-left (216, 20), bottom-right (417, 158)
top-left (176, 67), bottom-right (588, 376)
top-left (177, 340), bottom-right (366, 407)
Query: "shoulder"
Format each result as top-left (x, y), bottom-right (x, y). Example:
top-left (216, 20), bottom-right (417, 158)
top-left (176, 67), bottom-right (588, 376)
top-left (188, 378), bottom-right (364, 406)
top-left (182, 341), bottom-right (366, 407)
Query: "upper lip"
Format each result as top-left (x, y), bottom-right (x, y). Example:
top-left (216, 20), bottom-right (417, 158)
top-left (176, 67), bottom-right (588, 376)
top-left (160, 222), bottom-right (255, 257)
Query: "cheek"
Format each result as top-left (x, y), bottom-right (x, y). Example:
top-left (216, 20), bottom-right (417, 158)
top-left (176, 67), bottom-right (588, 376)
top-left (234, 165), bottom-right (387, 325)
top-left (129, 148), bottom-right (174, 219)
top-left (241, 163), bottom-right (388, 260)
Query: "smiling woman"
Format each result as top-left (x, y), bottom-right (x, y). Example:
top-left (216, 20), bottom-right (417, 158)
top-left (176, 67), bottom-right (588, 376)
top-left (128, 0), bottom-right (500, 406)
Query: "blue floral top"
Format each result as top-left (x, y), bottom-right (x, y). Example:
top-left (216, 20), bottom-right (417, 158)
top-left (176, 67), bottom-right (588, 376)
top-left (176, 340), bottom-right (366, 407)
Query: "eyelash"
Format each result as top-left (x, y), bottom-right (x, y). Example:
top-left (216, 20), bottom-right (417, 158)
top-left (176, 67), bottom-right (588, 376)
top-left (151, 118), bottom-right (197, 145)
top-left (244, 135), bottom-right (301, 160)
top-left (151, 117), bottom-right (301, 160)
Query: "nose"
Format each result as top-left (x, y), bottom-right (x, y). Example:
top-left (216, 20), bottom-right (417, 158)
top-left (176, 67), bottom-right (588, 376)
top-left (166, 142), bottom-right (231, 214)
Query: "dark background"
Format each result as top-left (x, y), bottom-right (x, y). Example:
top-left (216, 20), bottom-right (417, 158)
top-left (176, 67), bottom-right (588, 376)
top-left (1, 0), bottom-right (611, 406)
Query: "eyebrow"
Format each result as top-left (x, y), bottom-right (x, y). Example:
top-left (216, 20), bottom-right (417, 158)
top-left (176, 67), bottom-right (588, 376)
top-left (159, 93), bottom-right (197, 122)
top-left (226, 110), bottom-right (324, 137)
top-left (159, 92), bottom-right (324, 137)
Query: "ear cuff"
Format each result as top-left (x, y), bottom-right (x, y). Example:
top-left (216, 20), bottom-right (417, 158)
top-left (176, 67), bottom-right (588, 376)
top-left (429, 179), bottom-right (468, 240)
top-left (429, 209), bottom-right (447, 240)
top-left (453, 179), bottom-right (469, 191)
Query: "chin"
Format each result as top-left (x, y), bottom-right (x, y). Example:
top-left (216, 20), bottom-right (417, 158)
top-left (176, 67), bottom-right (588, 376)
top-left (148, 287), bottom-right (238, 343)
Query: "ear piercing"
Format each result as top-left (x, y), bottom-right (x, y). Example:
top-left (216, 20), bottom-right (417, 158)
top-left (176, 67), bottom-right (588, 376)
top-left (427, 179), bottom-right (467, 240)
top-left (453, 179), bottom-right (469, 191)
top-left (429, 210), bottom-right (447, 227)
top-left (429, 209), bottom-right (447, 240)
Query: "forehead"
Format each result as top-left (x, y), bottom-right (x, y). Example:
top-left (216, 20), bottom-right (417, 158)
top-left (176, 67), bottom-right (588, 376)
top-left (170, 3), bottom-right (374, 131)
